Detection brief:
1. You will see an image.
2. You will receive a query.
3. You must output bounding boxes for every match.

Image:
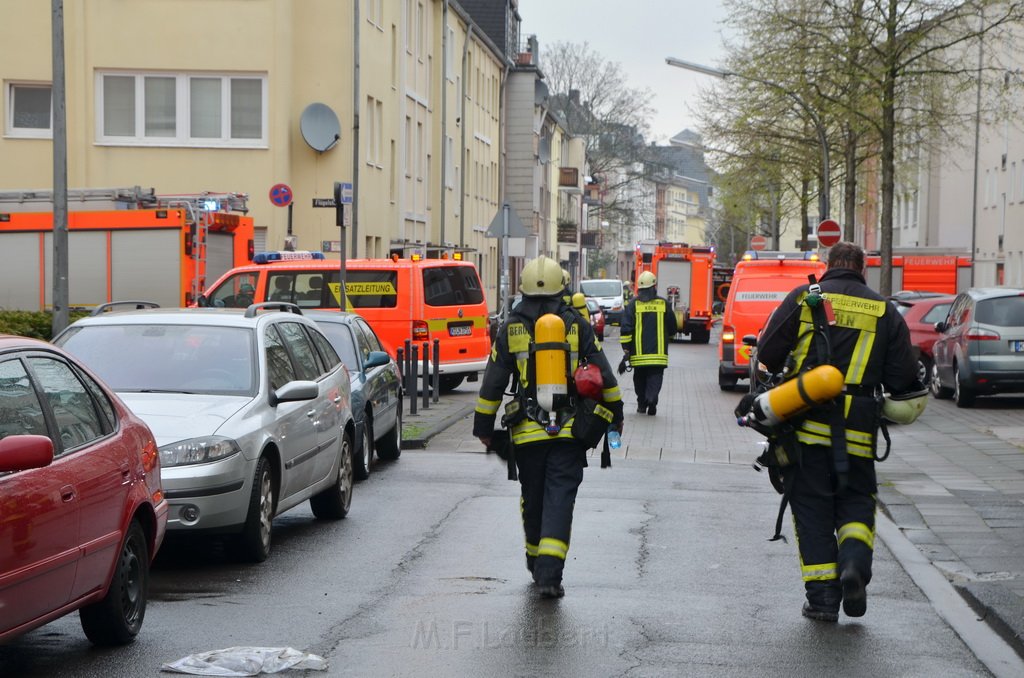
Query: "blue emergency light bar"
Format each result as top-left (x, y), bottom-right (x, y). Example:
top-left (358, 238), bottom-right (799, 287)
top-left (253, 250), bottom-right (326, 264)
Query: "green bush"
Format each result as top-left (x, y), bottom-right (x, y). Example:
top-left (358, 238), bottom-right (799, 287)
top-left (0, 311), bottom-right (90, 341)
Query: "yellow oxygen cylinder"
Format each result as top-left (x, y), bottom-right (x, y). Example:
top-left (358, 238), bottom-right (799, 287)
top-left (534, 313), bottom-right (568, 433)
top-left (572, 292), bottom-right (590, 321)
top-left (738, 364), bottom-right (845, 428)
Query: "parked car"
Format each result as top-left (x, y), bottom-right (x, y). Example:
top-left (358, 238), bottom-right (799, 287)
top-left (930, 288), bottom-right (1024, 407)
top-left (305, 311), bottom-right (403, 480)
top-left (893, 294), bottom-right (956, 384)
top-left (580, 278), bottom-right (627, 325)
top-left (586, 298), bottom-right (606, 341)
top-left (0, 335), bottom-right (168, 645)
top-left (54, 302), bottom-right (356, 563)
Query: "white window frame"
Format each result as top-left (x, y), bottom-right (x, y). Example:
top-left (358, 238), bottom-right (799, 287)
top-left (95, 70), bottom-right (268, 148)
top-left (6, 81), bottom-right (53, 138)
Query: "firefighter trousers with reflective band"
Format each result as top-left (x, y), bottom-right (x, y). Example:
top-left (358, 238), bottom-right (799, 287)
top-left (789, 442), bottom-right (876, 608)
top-left (516, 438), bottom-right (586, 586)
top-left (633, 365), bottom-right (665, 409)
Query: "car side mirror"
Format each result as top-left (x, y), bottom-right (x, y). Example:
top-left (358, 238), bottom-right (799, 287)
top-left (364, 350), bottom-right (390, 370)
top-left (0, 435), bottom-right (54, 472)
top-left (271, 380), bottom-right (319, 406)
top-left (196, 294), bottom-right (209, 308)
top-left (934, 321), bottom-right (947, 333)
top-left (742, 334), bottom-right (758, 347)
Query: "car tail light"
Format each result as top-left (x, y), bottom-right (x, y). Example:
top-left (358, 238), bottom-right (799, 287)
top-left (722, 325), bottom-right (736, 343)
top-left (141, 438), bottom-right (159, 473)
top-left (966, 328), bottom-right (1000, 341)
top-left (412, 320), bottom-right (429, 341)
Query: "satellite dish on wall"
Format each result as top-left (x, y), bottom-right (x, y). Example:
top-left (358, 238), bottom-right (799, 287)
top-left (300, 103), bottom-right (341, 153)
top-left (534, 80), bottom-right (549, 107)
top-left (538, 136), bottom-right (551, 165)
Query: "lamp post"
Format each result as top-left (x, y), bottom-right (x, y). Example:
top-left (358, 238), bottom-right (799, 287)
top-left (666, 57), bottom-right (830, 224)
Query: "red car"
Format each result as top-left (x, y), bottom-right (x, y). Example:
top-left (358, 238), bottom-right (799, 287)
top-left (0, 336), bottom-right (168, 645)
top-left (893, 294), bottom-right (956, 384)
top-left (586, 298), bottom-right (606, 341)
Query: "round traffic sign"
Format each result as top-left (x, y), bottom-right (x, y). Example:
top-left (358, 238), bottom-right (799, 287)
top-left (750, 235), bottom-right (768, 251)
top-left (816, 219), bottom-right (842, 247)
top-left (269, 183), bottom-right (293, 207)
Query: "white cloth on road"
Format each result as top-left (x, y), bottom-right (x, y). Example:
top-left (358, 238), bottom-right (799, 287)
top-left (161, 646), bottom-right (327, 676)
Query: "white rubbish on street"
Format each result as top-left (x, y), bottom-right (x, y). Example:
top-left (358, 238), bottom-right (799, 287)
top-left (161, 647), bottom-right (328, 676)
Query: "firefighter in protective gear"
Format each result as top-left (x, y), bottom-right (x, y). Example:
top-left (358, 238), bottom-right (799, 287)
top-left (474, 255), bottom-right (623, 599)
top-left (755, 242), bottom-right (920, 622)
top-left (620, 271), bottom-right (678, 415)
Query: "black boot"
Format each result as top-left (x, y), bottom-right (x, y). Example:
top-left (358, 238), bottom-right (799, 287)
top-left (802, 581), bottom-right (841, 622)
top-left (841, 567), bottom-right (867, 617)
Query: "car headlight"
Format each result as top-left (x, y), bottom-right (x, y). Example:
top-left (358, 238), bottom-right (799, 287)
top-left (159, 436), bottom-right (242, 467)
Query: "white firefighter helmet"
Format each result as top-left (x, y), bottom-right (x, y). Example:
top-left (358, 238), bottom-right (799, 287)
top-left (561, 268), bottom-right (571, 287)
top-left (881, 388), bottom-right (928, 425)
top-left (520, 256), bottom-right (564, 297)
top-left (638, 271), bottom-right (657, 289)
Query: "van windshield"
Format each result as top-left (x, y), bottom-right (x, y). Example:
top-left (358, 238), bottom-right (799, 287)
top-left (580, 281), bottom-right (622, 297)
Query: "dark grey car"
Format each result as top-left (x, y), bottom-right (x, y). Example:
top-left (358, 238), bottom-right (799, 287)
top-left (306, 311), bottom-right (403, 479)
top-left (930, 287), bottom-right (1024, 407)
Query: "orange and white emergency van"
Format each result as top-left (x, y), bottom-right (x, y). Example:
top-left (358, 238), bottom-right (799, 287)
top-left (0, 187), bottom-right (254, 310)
top-left (200, 251), bottom-right (491, 391)
top-left (718, 251), bottom-right (826, 390)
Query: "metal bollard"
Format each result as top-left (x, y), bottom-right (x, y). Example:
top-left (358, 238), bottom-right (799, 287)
top-left (432, 339), bottom-right (440, 403)
top-left (409, 344), bottom-right (418, 415)
top-left (403, 339), bottom-right (412, 412)
top-left (421, 342), bottom-right (430, 410)
top-left (396, 347), bottom-right (405, 382)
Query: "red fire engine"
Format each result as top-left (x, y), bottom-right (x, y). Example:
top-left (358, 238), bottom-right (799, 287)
top-left (634, 241), bottom-right (716, 343)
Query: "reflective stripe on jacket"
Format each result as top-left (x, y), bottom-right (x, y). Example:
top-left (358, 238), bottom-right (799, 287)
top-left (620, 291), bottom-right (677, 367)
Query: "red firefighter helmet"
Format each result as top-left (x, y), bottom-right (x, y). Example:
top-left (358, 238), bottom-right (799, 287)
top-left (573, 362), bottom-right (604, 401)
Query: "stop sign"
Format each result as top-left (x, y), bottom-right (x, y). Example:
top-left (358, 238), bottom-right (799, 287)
top-left (750, 235), bottom-right (768, 251)
top-left (816, 219), bottom-right (842, 247)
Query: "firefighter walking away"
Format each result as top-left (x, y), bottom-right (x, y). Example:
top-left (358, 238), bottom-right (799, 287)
top-left (474, 256), bottom-right (623, 599)
top-left (747, 241), bottom-right (926, 622)
top-left (620, 271), bottom-right (678, 415)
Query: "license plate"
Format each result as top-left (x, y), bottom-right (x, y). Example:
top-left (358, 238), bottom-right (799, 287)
top-left (449, 325), bottom-right (473, 337)
top-left (1013, 340), bottom-right (1024, 353)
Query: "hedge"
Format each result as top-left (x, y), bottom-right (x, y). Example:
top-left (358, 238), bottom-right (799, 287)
top-left (0, 311), bottom-right (91, 341)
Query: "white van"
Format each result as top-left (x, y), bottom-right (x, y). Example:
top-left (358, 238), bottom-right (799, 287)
top-left (580, 278), bottom-right (628, 325)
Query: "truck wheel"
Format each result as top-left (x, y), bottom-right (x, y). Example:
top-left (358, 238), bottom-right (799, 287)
top-left (439, 375), bottom-right (464, 392)
top-left (691, 328), bottom-right (711, 344)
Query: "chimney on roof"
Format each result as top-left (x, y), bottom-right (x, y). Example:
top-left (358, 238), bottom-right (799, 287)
top-left (569, 89), bottom-right (580, 105)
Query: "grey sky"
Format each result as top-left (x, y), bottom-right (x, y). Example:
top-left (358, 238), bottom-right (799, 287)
top-left (516, 0), bottom-right (730, 144)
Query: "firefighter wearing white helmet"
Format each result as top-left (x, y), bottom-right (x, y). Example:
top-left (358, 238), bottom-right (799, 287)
top-left (474, 255), bottom-right (623, 599)
top-left (620, 269), bottom-right (677, 415)
top-left (752, 241), bottom-right (923, 623)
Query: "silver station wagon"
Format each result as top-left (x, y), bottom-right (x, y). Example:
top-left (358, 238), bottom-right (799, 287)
top-left (55, 302), bottom-right (356, 562)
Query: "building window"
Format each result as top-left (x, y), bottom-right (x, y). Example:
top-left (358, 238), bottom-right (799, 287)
top-left (366, 96), bottom-right (383, 167)
top-left (366, 0), bottom-right (383, 29)
top-left (96, 71), bottom-right (266, 147)
top-left (6, 82), bottom-right (52, 137)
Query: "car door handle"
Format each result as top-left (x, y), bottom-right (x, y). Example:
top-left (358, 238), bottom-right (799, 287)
top-left (333, 396), bottom-right (342, 403)
top-left (307, 409), bottom-right (317, 418)
top-left (120, 462), bottom-right (131, 484)
top-left (60, 485), bottom-right (76, 502)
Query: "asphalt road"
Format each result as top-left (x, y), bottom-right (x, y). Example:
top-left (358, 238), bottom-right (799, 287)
top-left (2, 327), bottom-right (1022, 677)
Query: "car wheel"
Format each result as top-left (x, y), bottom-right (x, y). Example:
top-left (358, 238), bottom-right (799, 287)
top-left (80, 520), bottom-right (148, 645)
top-left (954, 364), bottom-right (975, 408)
top-left (930, 363), bottom-right (953, 399)
top-left (376, 402), bottom-right (403, 461)
top-left (917, 355), bottom-right (932, 385)
top-left (310, 429), bottom-right (354, 520)
top-left (353, 418), bottom-right (373, 481)
top-left (718, 366), bottom-right (738, 392)
top-left (439, 374), bottom-right (464, 392)
top-left (235, 456), bottom-right (275, 563)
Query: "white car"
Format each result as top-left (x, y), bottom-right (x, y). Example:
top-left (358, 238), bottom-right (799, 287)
top-left (55, 302), bottom-right (356, 563)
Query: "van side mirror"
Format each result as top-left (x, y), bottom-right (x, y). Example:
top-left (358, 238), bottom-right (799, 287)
top-left (742, 334), bottom-right (758, 347)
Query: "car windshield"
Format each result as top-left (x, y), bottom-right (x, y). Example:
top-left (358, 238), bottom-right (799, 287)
top-left (580, 281), bottom-right (621, 297)
top-left (317, 323), bottom-right (360, 373)
top-left (57, 324), bottom-right (255, 396)
top-left (975, 296), bottom-right (1024, 327)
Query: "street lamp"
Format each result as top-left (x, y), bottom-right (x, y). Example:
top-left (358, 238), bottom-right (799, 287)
top-left (666, 57), bottom-right (830, 224)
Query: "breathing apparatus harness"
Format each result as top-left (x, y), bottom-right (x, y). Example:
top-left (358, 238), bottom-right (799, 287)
top-left (739, 275), bottom-right (850, 542)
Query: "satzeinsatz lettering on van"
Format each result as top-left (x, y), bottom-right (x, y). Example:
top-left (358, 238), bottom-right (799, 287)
top-left (717, 251), bottom-right (825, 391)
top-left (200, 251), bottom-right (491, 391)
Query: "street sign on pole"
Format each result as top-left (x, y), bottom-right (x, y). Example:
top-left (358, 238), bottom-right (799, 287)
top-left (816, 219), bottom-right (842, 248)
top-left (269, 183), bottom-right (293, 207)
top-left (750, 234), bottom-right (768, 251)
